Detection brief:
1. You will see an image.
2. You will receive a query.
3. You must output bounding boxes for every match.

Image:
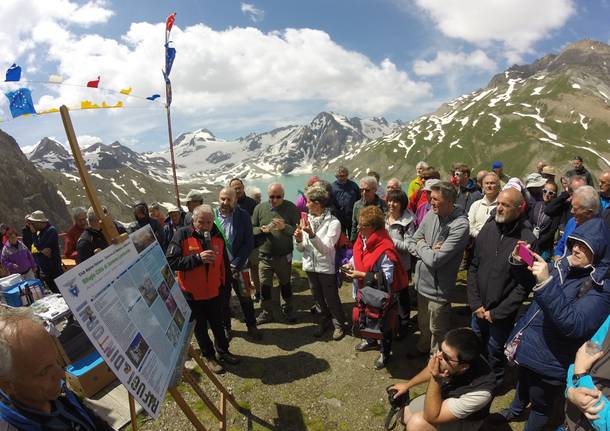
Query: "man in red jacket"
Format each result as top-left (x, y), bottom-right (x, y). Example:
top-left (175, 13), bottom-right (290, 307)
top-left (166, 204), bottom-right (240, 374)
top-left (63, 207), bottom-right (87, 258)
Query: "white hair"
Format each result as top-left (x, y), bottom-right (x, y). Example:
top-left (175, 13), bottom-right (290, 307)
top-left (573, 185), bottom-right (600, 213)
top-left (267, 183), bottom-right (284, 195)
top-left (416, 161), bottom-right (429, 169)
top-left (72, 207), bottom-right (87, 220)
top-left (359, 176), bottom-right (378, 190)
top-left (192, 204), bottom-right (214, 219)
top-left (246, 186), bottom-right (261, 198)
top-left (0, 308), bottom-right (43, 378)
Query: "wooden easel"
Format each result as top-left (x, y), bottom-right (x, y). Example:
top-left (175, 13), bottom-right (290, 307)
top-left (59, 106), bottom-right (248, 431)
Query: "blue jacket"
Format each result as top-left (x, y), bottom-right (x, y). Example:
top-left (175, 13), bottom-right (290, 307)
top-left (215, 206), bottom-right (254, 271)
top-left (32, 224), bottom-right (63, 278)
top-left (509, 218), bottom-right (610, 381)
top-left (331, 179), bottom-right (360, 226)
top-left (566, 312), bottom-right (610, 431)
top-left (554, 216), bottom-right (577, 257)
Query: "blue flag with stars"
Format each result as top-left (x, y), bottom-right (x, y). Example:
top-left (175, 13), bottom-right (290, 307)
top-left (5, 88), bottom-right (36, 118)
top-left (5, 64), bottom-right (21, 82)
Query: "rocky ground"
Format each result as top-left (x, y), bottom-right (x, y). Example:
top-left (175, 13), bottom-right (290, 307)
top-left (124, 265), bottom-right (563, 431)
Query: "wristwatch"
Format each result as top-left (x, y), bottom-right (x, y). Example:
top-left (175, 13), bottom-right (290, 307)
top-left (572, 373), bottom-right (587, 385)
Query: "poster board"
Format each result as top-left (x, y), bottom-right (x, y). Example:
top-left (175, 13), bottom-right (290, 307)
top-left (55, 225), bottom-right (192, 418)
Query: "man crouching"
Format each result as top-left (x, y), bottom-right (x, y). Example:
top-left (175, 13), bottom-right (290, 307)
top-left (389, 328), bottom-right (495, 430)
top-left (166, 204), bottom-right (240, 374)
top-left (0, 308), bottom-right (112, 430)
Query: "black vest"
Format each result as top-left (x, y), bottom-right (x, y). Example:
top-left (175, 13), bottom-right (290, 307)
top-left (440, 356), bottom-right (496, 421)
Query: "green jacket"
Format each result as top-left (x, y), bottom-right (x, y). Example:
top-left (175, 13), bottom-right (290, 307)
top-left (252, 200), bottom-right (300, 256)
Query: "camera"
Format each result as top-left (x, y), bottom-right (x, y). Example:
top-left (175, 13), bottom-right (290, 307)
top-left (386, 386), bottom-right (410, 409)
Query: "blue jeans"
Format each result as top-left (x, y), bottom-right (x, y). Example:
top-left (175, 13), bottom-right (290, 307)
top-left (510, 366), bottom-right (563, 431)
top-left (471, 314), bottom-right (514, 388)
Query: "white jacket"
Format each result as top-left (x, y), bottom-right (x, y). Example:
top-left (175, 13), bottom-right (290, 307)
top-left (468, 196), bottom-right (497, 238)
top-left (295, 210), bottom-right (341, 275)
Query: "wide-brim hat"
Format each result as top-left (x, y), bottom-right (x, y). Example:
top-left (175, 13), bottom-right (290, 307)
top-left (185, 190), bottom-right (204, 202)
top-left (27, 210), bottom-right (48, 223)
top-left (166, 204), bottom-right (181, 213)
top-left (525, 173), bottom-right (547, 188)
top-left (542, 165), bottom-right (557, 176)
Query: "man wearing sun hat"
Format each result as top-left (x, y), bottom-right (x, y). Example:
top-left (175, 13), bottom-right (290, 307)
top-left (525, 173), bottom-right (549, 203)
top-left (28, 211), bottom-right (63, 293)
top-left (541, 165), bottom-right (557, 183)
top-left (163, 203), bottom-right (186, 248)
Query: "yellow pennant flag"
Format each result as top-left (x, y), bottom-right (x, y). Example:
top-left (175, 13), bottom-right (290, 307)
top-left (120, 87), bottom-right (132, 95)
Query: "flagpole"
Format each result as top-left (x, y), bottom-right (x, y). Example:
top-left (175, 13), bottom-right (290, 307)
top-left (164, 13), bottom-right (181, 208)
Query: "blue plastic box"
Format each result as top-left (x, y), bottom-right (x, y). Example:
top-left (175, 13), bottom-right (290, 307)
top-left (1, 279), bottom-right (45, 307)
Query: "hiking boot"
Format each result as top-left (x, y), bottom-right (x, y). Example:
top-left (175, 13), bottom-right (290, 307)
top-left (313, 319), bottom-right (331, 338)
top-left (310, 304), bottom-right (322, 315)
top-left (247, 326), bottom-right (263, 341)
top-left (374, 353), bottom-right (389, 370)
top-left (204, 357), bottom-right (225, 374)
top-left (216, 351), bottom-right (240, 365)
top-left (224, 327), bottom-right (232, 342)
top-left (355, 340), bottom-right (380, 352)
top-left (332, 327), bottom-right (345, 341)
top-left (256, 309), bottom-right (274, 325)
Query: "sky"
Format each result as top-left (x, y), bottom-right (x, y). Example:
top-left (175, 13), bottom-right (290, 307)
top-left (0, 0), bottom-right (609, 153)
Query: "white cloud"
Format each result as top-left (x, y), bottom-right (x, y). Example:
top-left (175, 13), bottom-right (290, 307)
top-left (413, 49), bottom-right (496, 76)
top-left (22, 21), bottom-right (431, 117)
top-left (240, 3), bottom-right (265, 22)
top-left (411, 0), bottom-right (575, 62)
top-left (0, 0), bottom-right (113, 61)
top-left (74, 134), bottom-right (102, 148)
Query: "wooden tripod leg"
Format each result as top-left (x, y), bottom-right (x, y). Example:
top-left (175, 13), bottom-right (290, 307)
top-left (182, 370), bottom-right (222, 420)
top-left (128, 394), bottom-right (138, 431)
top-left (169, 387), bottom-right (209, 431)
top-left (188, 347), bottom-right (242, 412)
top-left (219, 392), bottom-right (226, 431)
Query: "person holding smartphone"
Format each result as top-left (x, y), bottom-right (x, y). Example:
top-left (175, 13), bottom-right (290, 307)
top-left (494, 217), bottom-right (610, 430)
top-left (294, 186), bottom-right (346, 340)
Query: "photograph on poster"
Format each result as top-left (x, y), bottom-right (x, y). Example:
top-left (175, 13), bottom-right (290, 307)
top-left (126, 333), bottom-right (150, 368)
top-left (161, 264), bottom-right (175, 289)
top-left (132, 227), bottom-right (156, 253)
top-left (164, 294), bottom-right (177, 315)
top-left (157, 280), bottom-right (170, 301)
top-left (138, 277), bottom-right (158, 307)
top-left (173, 309), bottom-right (185, 330)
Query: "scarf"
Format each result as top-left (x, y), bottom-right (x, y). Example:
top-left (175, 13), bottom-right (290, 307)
top-left (352, 229), bottom-right (408, 291)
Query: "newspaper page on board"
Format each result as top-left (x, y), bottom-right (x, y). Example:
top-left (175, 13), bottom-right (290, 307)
top-left (55, 225), bottom-right (192, 418)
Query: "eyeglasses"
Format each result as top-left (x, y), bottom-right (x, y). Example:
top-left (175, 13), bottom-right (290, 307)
top-left (542, 189), bottom-right (556, 196)
top-left (269, 195), bottom-right (283, 200)
top-left (441, 350), bottom-right (460, 365)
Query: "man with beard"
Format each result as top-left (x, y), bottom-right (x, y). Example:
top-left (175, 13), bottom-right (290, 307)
top-left (467, 188), bottom-right (537, 392)
top-left (566, 156), bottom-right (594, 187)
top-left (215, 187), bottom-right (262, 341)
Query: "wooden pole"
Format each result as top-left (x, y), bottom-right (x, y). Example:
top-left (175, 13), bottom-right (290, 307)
top-left (59, 105), bottom-right (127, 245)
top-left (182, 371), bottom-right (223, 420)
top-left (169, 387), bottom-right (209, 431)
top-left (165, 99), bottom-right (181, 208)
top-left (128, 394), bottom-right (138, 431)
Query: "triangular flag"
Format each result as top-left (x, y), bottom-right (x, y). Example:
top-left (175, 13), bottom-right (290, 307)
top-left (5, 64), bottom-right (21, 82)
top-left (86, 76), bottom-right (100, 88)
top-left (5, 88), bottom-right (36, 118)
top-left (146, 94), bottom-right (160, 101)
top-left (166, 12), bottom-right (176, 32)
top-left (120, 87), bottom-right (132, 95)
top-left (48, 74), bottom-right (63, 84)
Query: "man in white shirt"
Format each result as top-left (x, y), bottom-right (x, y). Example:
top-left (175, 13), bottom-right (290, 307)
top-left (467, 173), bottom-right (500, 238)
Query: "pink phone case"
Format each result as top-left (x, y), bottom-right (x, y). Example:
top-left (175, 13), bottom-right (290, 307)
top-left (518, 244), bottom-right (534, 266)
top-left (300, 212), bottom-right (308, 223)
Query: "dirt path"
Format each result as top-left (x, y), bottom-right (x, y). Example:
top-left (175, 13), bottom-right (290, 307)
top-left (129, 266), bottom-right (528, 431)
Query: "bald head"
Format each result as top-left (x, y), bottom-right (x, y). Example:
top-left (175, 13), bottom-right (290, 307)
top-left (219, 187), bottom-right (237, 214)
top-left (495, 188), bottom-right (524, 224)
top-left (267, 183), bottom-right (285, 208)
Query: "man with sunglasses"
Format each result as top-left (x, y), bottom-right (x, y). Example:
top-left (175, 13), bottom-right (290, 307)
top-left (252, 183), bottom-right (300, 324)
top-left (389, 328), bottom-right (495, 431)
top-left (350, 176), bottom-right (388, 242)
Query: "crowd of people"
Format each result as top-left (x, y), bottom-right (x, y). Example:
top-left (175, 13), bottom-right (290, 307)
top-left (1, 155), bottom-right (609, 431)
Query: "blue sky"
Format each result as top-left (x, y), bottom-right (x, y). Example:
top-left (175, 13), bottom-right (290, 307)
top-left (0, 0), bottom-right (609, 153)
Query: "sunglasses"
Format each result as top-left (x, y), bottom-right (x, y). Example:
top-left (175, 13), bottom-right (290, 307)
top-left (542, 189), bottom-right (556, 196)
top-left (269, 195), bottom-right (283, 200)
top-left (441, 350), bottom-right (460, 365)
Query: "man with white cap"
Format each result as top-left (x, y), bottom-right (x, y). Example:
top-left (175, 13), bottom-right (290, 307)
top-left (28, 211), bottom-right (63, 293)
top-left (163, 203), bottom-right (185, 248)
top-left (184, 190), bottom-right (204, 227)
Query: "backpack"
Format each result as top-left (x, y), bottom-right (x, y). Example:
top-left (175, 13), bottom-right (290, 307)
top-left (352, 279), bottom-right (398, 340)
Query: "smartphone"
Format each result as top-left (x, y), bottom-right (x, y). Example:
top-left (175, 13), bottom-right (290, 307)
top-left (300, 212), bottom-right (308, 225)
top-left (339, 266), bottom-right (350, 273)
top-left (517, 243), bottom-right (534, 266)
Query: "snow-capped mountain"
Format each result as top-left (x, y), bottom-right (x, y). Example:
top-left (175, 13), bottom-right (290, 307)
top-left (28, 137), bottom-right (75, 171)
top-left (328, 39), bottom-right (610, 179)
